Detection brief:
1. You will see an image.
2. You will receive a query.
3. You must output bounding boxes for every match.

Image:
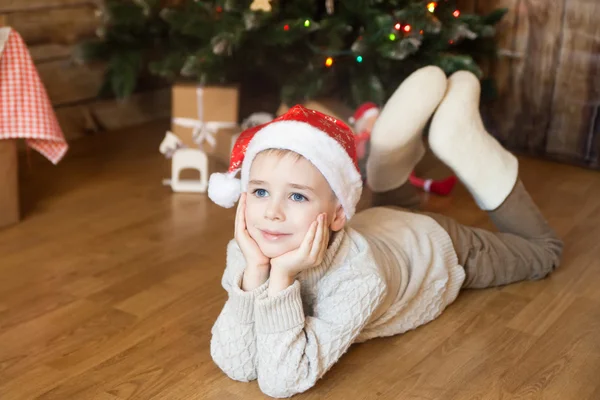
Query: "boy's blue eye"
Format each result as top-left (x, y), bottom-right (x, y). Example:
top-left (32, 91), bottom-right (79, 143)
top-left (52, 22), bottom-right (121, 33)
top-left (253, 189), bottom-right (268, 198)
top-left (291, 193), bottom-right (307, 202)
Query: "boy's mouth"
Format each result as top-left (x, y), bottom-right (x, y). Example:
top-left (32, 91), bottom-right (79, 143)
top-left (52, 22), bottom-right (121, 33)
top-left (260, 229), bottom-right (291, 241)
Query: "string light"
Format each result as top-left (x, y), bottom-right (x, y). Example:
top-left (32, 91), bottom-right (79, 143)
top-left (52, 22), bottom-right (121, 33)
top-left (403, 24), bottom-right (411, 33)
top-left (427, 2), bottom-right (436, 13)
top-left (304, 20), bottom-right (310, 27)
top-left (453, 10), bottom-right (461, 17)
top-left (284, 24), bottom-right (290, 31)
top-left (394, 23), bottom-right (402, 30)
top-left (356, 55), bottom-right (363, 63)
top-left (325, 57), bottom-right (334, 67)
top-left (389, 33), bottom-right (396, 41)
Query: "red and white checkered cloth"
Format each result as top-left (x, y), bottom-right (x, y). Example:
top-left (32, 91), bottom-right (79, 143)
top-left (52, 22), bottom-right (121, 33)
top-left (0, 28), bottom-right (68, 164)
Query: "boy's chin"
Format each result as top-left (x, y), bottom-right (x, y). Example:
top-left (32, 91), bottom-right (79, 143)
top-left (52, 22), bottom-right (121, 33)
top-left (258, 242), bottom-right (293, 259)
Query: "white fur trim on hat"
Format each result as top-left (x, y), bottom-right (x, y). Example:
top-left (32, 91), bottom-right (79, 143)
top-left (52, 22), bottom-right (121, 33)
top-left (208, 169), bottom-right (241, 208)
top-left (354, 108), bottom-right (380, 133)
top-left (240, 121), bottom-right (363, 220)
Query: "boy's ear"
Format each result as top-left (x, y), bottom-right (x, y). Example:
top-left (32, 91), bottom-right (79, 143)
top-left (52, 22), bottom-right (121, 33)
top-left (330, 203), bottom-right (346, 232)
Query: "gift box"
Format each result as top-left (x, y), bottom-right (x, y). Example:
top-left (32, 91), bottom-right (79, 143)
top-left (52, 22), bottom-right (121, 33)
top-left (211, 125), bottom-right (241, 167)
top-left (171, 83), bottom-right (239, 149)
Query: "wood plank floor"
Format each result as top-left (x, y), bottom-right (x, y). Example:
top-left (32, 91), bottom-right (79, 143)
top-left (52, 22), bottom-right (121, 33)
top-left (1, 121), bottom-right (599, 399)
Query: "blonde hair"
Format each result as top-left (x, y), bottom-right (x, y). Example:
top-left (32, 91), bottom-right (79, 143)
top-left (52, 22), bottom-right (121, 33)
top-left (255, 149), bottom-right (338, 201)
top-left (257, 148), bottom-right (304, 162)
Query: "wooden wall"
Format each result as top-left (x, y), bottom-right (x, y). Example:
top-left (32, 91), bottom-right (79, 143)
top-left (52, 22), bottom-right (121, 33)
top-left (0, 0), bottom-right (170, 142)
top-left (458, 0), bottom-right (600, 168)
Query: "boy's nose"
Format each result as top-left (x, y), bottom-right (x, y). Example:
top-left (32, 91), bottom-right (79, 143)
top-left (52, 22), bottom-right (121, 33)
top-left (264, 199), bottom-right (285, 221)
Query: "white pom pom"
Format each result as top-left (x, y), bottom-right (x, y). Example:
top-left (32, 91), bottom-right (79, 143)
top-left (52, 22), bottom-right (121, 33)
top-left (208, 170), bottom-right (241, 208)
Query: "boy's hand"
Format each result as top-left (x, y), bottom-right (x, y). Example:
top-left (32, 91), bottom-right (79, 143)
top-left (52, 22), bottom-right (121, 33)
top-left (235, 193), bottom-right (270, 290)
top-left (268, 213), bottom-right (329, 296)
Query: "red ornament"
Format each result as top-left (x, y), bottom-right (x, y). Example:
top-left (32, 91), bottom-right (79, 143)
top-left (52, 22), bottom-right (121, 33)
top-left (284, 24), bottom-right (290, 31)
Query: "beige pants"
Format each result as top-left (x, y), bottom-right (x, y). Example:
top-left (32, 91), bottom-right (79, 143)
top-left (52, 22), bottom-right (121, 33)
top-left (376, 180), bottom-right (563, 289)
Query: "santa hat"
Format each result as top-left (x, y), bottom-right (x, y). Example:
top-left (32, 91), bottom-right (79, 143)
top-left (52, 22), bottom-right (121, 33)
top-left (349, 102), bottom-right (380, 133)
top-left (208, 105), bottom-right (363, 219)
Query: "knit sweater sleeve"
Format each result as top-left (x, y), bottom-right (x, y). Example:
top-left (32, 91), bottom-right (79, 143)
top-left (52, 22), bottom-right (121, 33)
top-left (210, 240), bottom-right (268, 382)
top-left (254, 269), bottom-right (386, 398)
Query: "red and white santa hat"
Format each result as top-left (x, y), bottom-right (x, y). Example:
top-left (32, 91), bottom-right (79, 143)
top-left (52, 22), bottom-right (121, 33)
top-left (208, 105), bottom-right (363, 219)
top-left (348, 102), bottom-right (380, 133)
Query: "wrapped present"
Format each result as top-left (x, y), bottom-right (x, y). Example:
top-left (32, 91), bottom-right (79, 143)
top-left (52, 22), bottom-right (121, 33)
top-left (160, 84), bottom-right (240, 193)
top-left (171, 84), bottom-right (239, 150)
top-left (211, 126), bottom-right (240, 167)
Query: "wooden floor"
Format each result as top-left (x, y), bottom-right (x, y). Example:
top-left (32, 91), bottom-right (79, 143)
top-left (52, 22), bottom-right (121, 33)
top-left (1, 121), bottom-right (600, 400)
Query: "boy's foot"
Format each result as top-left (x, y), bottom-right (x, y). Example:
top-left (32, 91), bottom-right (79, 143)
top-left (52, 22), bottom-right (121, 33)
top-left (429, 71), bottom-right (518, 211)
top-left (366, 66), bottom-right (447, 193)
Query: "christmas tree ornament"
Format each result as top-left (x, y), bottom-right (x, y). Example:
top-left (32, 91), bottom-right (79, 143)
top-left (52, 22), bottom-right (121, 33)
top-left (180, 55), bottom-right (198, 77)
top-left (351, 36), bottom-right (367, 53)
top-left (243, 12), bottom-right (260, 30)
top-left (424, 13), bottom-right (443, 33)
top-left (95, 26), bottom-right (106, 39)
top-left (250, 0), bottom-right (271, 12)
top-left (94, 8), bottom-right (104, 20)
top-left (326, 0), bottom-right (335, 15)
top-left (159, 7), bottom-right (174, 21)
top-left (387, 37), bottom-right (422, 60)
top-left (211, 34), bottom-right (233, 55)
top-left (481, 25), bottom-right (496, 37)
top-left (223, 0), bottom-right (236, 12)
top-left (132, 0), bottom-right (151, 16)
top-left (451, 23), bottom-right (478, 42)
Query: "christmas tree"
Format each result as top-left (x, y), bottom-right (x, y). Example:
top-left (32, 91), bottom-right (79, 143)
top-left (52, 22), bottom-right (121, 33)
top-left (80, 0), bottom-right (506, 108)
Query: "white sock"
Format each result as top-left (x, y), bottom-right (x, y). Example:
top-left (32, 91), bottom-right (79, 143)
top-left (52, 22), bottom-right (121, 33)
top-left (429, 71), bottom-right (518, 211)
top-left (367, 66), bottom-right (448, 192)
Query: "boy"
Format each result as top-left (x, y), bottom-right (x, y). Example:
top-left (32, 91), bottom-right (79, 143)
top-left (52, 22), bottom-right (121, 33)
top-left (208, 67), bottom-right (563, 398)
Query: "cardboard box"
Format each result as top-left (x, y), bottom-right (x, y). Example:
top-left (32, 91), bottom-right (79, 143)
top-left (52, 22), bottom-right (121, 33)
top-left (211, 126), bottom-right (241, 167)
top-left (171, 84), bottom-right (239, 149)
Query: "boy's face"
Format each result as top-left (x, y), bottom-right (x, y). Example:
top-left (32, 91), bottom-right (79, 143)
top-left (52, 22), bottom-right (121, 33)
top-left (245, 152), bottom-right (345, 259)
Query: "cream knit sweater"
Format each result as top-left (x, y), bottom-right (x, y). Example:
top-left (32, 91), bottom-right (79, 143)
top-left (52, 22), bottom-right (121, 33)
top-left (211, 207), bottom-right (465, 398)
